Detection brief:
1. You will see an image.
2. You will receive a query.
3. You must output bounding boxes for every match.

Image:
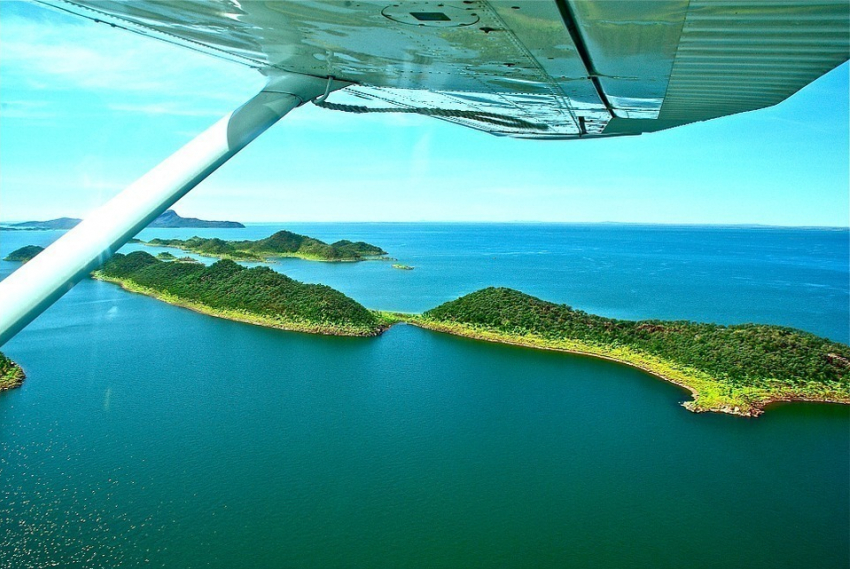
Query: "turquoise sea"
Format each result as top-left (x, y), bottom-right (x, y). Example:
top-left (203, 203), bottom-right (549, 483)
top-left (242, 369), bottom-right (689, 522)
top-left (1, 223), bottom-right (848, 568)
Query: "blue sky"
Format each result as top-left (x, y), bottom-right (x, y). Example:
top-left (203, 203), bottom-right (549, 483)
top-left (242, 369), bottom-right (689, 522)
top-left (1, 1), bottom-right (848, 226)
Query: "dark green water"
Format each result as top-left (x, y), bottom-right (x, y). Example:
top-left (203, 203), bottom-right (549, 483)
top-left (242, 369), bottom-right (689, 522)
top-left (1, 280), bottom-right (847, 568)
top-left (1, 224), bottom-right (848, 567)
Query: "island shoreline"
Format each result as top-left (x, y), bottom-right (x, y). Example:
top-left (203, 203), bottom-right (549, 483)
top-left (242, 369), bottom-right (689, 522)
top-left (139, 229), bottom-right (388, 263)
top-left (404, 319), bottom-right (850, 417)
top-left (139, 242), bottom-right (382, 264)
top-left (93, 273), bottom-right (386, 338)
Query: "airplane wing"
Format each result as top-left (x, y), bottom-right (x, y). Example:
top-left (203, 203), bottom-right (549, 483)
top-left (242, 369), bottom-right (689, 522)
top-left (35, 0), bottom-right (850, 139)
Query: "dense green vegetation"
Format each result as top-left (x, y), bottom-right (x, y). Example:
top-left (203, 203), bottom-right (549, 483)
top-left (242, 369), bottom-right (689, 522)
top-left (156, 252), bottom-right (177, 261)
top-left (145, 230), bottom-right (387, 262)
top-left (4, 245), bottom-right (44, 262)
top-left (419, 287), bottom-right (850, 415)
top-left (0, 352), bottom-right (25, 391)
top-left (95, 252), bottom-right (382, 336)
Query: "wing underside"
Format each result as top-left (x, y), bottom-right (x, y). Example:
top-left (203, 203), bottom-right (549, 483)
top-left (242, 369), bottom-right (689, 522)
top-left (34, 0), bottom-right (850, 138)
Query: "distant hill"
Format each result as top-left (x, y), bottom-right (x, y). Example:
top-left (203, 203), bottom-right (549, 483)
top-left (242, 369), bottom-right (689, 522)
top-left (5, 217), bottom-right (80, 230)
top-left (2, 210), bottom-right (244, 230)
top-left (148, 210), bottom-right (244, 228)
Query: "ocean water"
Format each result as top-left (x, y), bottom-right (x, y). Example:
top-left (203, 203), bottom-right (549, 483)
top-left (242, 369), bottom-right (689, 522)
top-left (0, 223), bottom-right (848, 568)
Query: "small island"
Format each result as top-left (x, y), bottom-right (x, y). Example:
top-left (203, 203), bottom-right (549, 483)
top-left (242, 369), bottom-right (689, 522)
top-left (4, 245), bottom-right (44, 263)
top-left (0, 352), bottom-right (25, 391)
top-left (1, 209), bottom-right (243, 231)
top-left (408, 287), bottom-right (850, 417)
top-left (94, 251), bottom-right (385, 336)
top-left (156, 252), bottom-right (177, 261)
top-left (392, 264), bottom-right (414, 270)
top-left (143, 230), bottom-right (387, 263)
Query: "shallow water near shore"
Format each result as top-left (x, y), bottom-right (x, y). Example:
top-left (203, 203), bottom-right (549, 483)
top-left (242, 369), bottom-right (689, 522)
top-left (1, 223), bottom-right (848, 568)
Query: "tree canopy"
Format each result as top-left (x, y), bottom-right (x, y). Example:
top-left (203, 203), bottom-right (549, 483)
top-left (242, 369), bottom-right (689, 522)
top-left (425, 287), bottom-right (850, 389)
top-left (99, 252), bottom-right (382, 335)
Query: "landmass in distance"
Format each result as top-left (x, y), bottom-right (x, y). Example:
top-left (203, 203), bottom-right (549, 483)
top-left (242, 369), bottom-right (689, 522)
top-left (1, 210), bottom-right (244, 230)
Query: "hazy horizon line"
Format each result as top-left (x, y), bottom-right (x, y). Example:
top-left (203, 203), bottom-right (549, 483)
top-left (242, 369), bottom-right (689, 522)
top-left (2, 219), bottom-right (848, 230)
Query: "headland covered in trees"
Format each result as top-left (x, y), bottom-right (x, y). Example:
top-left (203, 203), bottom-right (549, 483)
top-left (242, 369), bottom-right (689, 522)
top-left (5, 242), bottom-right (849, 417)
top-left (143, 230), bottom-right (387, 262)
top-left (94, 252), bottom-right (385, 336)
top-left (411, 288), bottom-right (850, 416)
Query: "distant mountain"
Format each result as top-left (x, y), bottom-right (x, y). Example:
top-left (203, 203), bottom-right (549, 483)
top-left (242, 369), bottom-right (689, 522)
top-left (2, 210), bottom-right (244, 231)
top-left (6, 217), bottom-right (80, 230)
top-left (148, 210), bottom-right (244, 228)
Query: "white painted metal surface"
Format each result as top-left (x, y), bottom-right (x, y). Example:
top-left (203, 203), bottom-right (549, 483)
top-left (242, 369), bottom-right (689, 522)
top-left (35, 0), bottom-right (850, 137)
top-left (0, 73), bottom-right (337, 346)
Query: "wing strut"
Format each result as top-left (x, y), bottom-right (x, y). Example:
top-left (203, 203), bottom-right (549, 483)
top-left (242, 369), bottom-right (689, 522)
top-left (0, 72), bottom-right (341, 346)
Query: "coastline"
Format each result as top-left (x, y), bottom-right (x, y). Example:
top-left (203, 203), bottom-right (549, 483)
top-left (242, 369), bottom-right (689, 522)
top-left (93, 272), bottom-right (385, 337)
top-left (405, 318), bottom-right (850, 417)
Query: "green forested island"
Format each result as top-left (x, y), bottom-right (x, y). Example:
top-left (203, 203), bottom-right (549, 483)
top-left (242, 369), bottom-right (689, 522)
top-left (0, 352), bottom-right (25, 391)
top-left (144, 230), bottom-right (387, 262)
top-left (94, 251), bottom-right (383, 336)
top-left (4, 245), bottom-right (45, 262)
top-left (412, 288), bottom-right (850, 416)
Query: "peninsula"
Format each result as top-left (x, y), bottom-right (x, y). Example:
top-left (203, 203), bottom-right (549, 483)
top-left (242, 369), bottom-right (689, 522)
top-left (143, 230), bottom-right (387, 262)
top-left (409, 288), bottom-right (850, 416)
top-left (4, 245), bottom-right (44, 263)
top-left (0, 352), bottom-right (25, 391)
top-left (94, 251), bottom-right (384, 336)
top-left (2, 209), bottom-right (243, 231)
